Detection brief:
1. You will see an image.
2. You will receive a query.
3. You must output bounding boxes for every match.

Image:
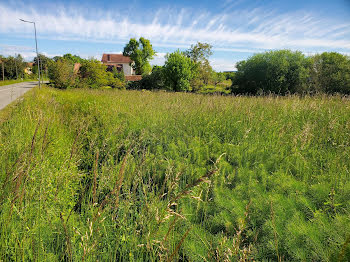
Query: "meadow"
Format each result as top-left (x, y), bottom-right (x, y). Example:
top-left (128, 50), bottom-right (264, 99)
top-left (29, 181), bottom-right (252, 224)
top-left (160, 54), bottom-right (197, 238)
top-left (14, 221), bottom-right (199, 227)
top-left (0, 87), bottom-right (349, 261)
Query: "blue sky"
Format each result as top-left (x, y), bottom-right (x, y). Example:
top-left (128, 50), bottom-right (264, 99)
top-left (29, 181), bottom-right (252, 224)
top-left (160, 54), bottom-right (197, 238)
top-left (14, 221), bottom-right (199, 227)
top-left (1, 0), bottom-right (350, 71)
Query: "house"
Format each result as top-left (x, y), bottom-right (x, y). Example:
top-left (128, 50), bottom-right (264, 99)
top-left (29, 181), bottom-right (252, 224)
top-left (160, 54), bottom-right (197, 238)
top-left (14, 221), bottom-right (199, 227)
top-left (101, 54), bottom-right (134, 76)
top-left (24, 62), bottom-right (34, 75)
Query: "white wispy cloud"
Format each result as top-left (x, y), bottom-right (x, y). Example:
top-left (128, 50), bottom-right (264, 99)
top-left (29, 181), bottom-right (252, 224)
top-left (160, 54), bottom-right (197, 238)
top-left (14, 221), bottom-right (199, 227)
top-left (0, 2), bottom-right (349, 52)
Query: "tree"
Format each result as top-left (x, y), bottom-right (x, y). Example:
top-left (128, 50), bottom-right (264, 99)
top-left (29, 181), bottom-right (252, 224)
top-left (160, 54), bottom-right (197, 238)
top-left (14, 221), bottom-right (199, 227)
top-left (123, 37), bottom-right (155, 75)
top-left (33, 53), bottom-right (52, 78)
top-left (2, 55), bottom-right (26, 80)
top-left (310, 52), bottom-right (350, 94)
top-left (185, 42), bottom-right (214, 89)
top-left (132, 65), bottom-right (166, 90)
top-left (48, 59), bottom-right (76, 89)
top-left (185, 42), bottom-right (213, 63)
top-left (62, 53), bottom-right (84, 64)
top-left (163, 50), bottom-right (196, 92)
top-left (78, 59), bottom-right (108, 88)
top-left (232, 50), bottom-right (310, 95)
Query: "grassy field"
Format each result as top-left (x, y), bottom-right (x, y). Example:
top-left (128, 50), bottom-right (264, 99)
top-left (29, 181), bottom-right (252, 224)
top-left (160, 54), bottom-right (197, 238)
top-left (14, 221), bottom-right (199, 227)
top-left (0, 87), bottom-right (349, 261)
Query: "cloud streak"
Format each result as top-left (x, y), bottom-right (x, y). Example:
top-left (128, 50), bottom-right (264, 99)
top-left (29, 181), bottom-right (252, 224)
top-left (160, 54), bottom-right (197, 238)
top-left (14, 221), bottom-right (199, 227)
top-left (0, 3), bottom-right (349, 53)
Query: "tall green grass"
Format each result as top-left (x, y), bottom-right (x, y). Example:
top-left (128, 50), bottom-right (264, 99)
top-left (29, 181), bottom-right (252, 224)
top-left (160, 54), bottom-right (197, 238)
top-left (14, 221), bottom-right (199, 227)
top-left (1, 87), bottom-right (349, 261)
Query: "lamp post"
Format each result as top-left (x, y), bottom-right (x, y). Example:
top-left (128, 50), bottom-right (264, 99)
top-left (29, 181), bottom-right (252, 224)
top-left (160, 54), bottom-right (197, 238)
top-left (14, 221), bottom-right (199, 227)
top-left (0, 60), bottom-right (4, 81)
top-left (19, 19), bottom-right (41, 88)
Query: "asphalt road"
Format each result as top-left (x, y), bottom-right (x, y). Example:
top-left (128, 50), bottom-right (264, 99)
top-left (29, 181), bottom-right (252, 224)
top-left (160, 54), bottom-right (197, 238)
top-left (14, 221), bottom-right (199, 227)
top-left (0, 81), bottom-right (43, 110)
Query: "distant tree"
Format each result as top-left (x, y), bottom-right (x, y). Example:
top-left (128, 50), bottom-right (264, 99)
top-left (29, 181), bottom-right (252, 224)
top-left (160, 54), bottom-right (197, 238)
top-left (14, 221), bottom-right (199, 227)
top-left (185, 42), bottom-right (213, 64)
top-left (185, 42), bottom-right (214, 89)
top-left (48, 59), bottom-right (76, 89)
top-left (232, 50), bottom-right (310, 95)
top-left (123, 37), bottom-right (155, 75)
top-left (33, 53), bottom-right (52, 78)
top-left (52, 56), bottom-right (62, 62)
top-left (212, 72), bottom-right (226, 85)
top-left (309, 52), bottom-right (350, 94)
top-left (163, 50), bottom-right (196, 92)
top-left (223, 71), bottom-right (235, 81)
top-left (62, 53), bottom-right (85, 64)
top-left (2, 55), bottom-right (26, 79)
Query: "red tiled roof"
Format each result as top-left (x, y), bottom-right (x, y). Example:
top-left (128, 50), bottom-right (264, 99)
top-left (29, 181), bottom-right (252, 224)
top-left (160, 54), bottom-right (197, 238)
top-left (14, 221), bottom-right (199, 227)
top-left (27, 62), bottom-right (34, 67)
top-left (101, 54), bottom-right (132, 63)
top-left (125, 75), bottom-right (142, 81)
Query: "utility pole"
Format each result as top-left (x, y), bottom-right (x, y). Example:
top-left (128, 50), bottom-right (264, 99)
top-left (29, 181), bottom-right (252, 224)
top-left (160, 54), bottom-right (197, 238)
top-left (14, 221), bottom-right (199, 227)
top-left (1, 60), bottom-right (4, 81)
top-left (20, 19), bottom-right (41, 88)
top-left (15, 53), bottom-right (18, 79)
top-left (40, 57), bottom-right (43, 84)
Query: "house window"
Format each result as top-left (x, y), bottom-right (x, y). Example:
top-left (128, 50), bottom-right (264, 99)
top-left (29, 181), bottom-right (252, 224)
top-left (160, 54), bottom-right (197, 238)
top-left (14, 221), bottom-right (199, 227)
top-left (107, 54), bottom-right (110, 61)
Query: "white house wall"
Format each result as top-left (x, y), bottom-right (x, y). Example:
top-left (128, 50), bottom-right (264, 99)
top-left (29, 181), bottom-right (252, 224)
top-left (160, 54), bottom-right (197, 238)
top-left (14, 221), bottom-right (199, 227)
top-left (122, 63), bottom-right (133, 76)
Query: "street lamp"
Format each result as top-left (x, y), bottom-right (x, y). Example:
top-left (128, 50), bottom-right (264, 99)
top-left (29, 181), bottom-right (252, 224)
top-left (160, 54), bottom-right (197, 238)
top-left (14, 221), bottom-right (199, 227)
top-left (19, 18), bottom-right (41, 88)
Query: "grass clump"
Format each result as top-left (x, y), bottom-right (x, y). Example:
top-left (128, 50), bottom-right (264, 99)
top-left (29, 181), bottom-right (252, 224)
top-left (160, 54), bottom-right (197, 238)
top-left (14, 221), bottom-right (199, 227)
top-left (1, 87), bottom-right (350, 261)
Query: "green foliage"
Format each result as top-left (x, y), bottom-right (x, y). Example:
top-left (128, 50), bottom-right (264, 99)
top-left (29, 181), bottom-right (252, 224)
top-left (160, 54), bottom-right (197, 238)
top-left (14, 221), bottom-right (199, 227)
top-left (185, 42), bottom-right (213, 64)
top-left (62, 53), bottom-right (85, 64)
top-left (232, 50), bottom-right (310, 95)
top-left (223, 71), bottom-right (235, 81)
top-left (106, 72), bottom-right (125, 89)
top-left (310, 52), bottom-right (350, 94)
top-left (1, 54), bottom-right (27, 80)
top-left (33, 53), bottom-right (52, 79)
top-left (123, 37), bottom-right (155, 75)
top-left (163, 50), bottom-right (196, 91)
top-left (130, 65), bottom-right (166, 90)
top-left (48, 58), bottom-right (76, 89)
top-left (0, 89), bottom-right (350, 261)
top-left (112, 67), bottom-right (125, 82)
top-left (186, 42), bottom-right (214, 89)
top-left (78, 59), bottom-right (109, 89)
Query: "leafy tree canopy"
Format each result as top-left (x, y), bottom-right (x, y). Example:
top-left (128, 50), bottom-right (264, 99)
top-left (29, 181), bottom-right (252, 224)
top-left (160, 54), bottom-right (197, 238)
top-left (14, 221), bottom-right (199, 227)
top-left (163, 50), bottom-right (196, 92)
top-left (123, 37), bottom-right (155, 75)
top-left (232, 50), bottom-right (310, 95)
top-left (310, 52), bottom-right (350, 94)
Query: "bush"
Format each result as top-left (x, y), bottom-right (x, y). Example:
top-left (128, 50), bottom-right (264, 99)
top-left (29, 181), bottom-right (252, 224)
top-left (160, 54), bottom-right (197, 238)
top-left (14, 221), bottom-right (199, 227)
top-left (78, 59), bottom-right (109, 89)
top-left (135, 66), bottom-right (166, 90)
top-left (232, 50), bottom-right (310, 95)
top-left (107, 72), bottom-right (125, 89)
top-left (48, 59), bottom-right (76, 89)
top-left (310, 52), bottom-right (350, 94)
top-left (163, 51), bottom-right (197, 92)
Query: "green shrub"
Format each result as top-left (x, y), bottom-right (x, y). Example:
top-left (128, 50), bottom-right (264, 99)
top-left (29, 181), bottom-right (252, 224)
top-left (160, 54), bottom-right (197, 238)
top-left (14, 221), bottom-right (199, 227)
top-left (163, 50), bottom-right (197, 91)
top-left (232, 50), bottom-right (310, 95)
top-left (48, 58), bottom-right (76, 89)
top-left (310, 52), bottom-right (350, 94)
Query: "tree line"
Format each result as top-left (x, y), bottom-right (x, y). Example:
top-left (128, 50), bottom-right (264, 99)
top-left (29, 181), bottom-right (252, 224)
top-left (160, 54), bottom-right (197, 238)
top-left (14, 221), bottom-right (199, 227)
top-left (3, 37), bottom-right (349, 95)
top-left (0, 54), bottom-right (30, 80)
top-left (127, 40), bottom-right (350, 95)
top-left (232, 50), bottom-right (350, 95)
